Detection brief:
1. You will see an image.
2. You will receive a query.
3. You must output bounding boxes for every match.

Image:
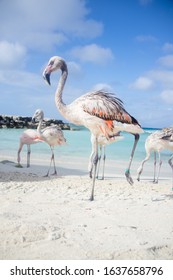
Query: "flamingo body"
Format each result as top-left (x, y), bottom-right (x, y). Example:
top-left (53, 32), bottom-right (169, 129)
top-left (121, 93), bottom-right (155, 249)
top-left (137, 127), bottom-right (173, 187)
top-left (17, 126), bottom-right (42, 168)
top-left (59, 91), bottom-right (143, 137)
top-left (32, 109), bottom-right (66, 176)
top-left (43, 56), bottom-right (143, 200)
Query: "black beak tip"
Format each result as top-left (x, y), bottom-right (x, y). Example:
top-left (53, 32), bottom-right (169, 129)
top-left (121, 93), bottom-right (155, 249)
top-left (43, 72), bottom-right (51, 85)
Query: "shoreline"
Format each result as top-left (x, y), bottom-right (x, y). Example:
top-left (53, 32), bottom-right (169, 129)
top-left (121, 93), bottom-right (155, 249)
top-left (0, 149), bottom-right (172, 180)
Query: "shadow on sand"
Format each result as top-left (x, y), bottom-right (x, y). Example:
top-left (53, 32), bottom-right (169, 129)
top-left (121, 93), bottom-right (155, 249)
top-left (0, 160), bottom-right (88, 183)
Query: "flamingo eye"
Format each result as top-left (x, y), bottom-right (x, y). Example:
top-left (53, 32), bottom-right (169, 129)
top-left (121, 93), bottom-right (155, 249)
top-left (49, 60), bottom-right (54, 66)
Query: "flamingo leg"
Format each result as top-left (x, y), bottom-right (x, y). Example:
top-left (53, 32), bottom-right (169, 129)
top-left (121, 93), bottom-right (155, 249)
top-left (89, 167), bottom-right (93, 179)
top-left (45, 147), bottom-right (57, 177)
top-left (16, 143), bottom-right (23, 168)
top-left (154, 152), bottom-right (162, 184)
top-left (45, 157), bottom-right (52, 177)
top-left (88, 144), bottom-right (95, 179)
top-left (168, 154), bottom-right (173, 190)
top-left (153, 151), bottom-right (157, 183)
top-left (89, 152), bottom-right (94, 178)
top-left (101, 145), bottom-right (106, 180)
top-left (17, 148), bottom-right (21, 165)
top-left (90, 137), bottom-right (98, 201)
top-left (27, 144), bottom-right (31, 168)
top-left (96, 145), bottom-right (102, 179)
top-left (137, 151), bottom-right (151, 181)
top-left (125, 134), bottom-right (139, 185)
top-left (51, 147), bottom-right (57, 175)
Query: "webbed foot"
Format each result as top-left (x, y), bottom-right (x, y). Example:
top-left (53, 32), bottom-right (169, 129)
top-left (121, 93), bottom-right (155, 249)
top-left (125, 169), bottom-right (134, 185)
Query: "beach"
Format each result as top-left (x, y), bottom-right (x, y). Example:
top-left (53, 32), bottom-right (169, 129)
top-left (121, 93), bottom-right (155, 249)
top-left (0, 156), bottom-right (173, 260)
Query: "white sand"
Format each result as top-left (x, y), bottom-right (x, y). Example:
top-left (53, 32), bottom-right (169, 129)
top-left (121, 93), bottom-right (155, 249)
top-left (0, 157), bottom-right (173, 260)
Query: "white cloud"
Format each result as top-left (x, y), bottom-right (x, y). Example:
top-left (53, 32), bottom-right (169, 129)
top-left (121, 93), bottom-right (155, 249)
top-left (131, 69), bottom-right (173, 92)
top-left (92, 83), bottom-right (113, 92)
top-left (129, 69), bottom-right (173, 123)
top-left (24, 32), bottom-right (68, 52)
top-left (157, 55), bottom-right (173, 68)
top-left (0, 69), bottom-right (42, 89)
top-left (0, 0), bottom-right (103, 51)
top-left (135, 35), bottom-right (157, 42)
top-left (0, 41), bottom-right (26, 69)
top-left (160, 90), bottom-right (173, 104)
top-left (162, 42), bottom-right (173, 52)
top-left (67, 61), bottom-right (84, 80)
top-left (68, 61), bottom-right (81, 73)
top-left (130, 76), bottom-right (154, 90)
top-left (149, 69), bottom-right (173, 88)
top-left (70, 44), bottom-right (114, 64)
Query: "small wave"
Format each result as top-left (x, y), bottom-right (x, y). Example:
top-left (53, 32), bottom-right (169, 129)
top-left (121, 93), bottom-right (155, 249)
top-left (144, 128), bottom-right (160, 134)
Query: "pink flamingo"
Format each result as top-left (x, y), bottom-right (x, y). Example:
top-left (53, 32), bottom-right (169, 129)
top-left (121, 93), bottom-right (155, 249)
top-left (32, 109), bottom-right (66, 176)
top-left (89, 133), bottom-right (123, 179)
top-left (17, 113), bottom-right (43, 168)
top-left (43, 56), bottom-right (143, 200)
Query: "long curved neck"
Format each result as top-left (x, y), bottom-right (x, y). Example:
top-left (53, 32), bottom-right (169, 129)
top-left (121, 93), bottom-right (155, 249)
top-left (37, 117), bottom-right (43, 134)
top-left (55, 67), bottom-right (68, 116)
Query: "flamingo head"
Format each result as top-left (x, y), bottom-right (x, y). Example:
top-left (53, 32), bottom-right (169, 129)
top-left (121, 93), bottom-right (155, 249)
top-left (58, 136), bottom-right (67, 145)
top-left (56, 129), bottom-right (67, 145)
top-left (43, 56), bottom-right (67, 85)
top-left (32, 109), bottom-right (44, 122)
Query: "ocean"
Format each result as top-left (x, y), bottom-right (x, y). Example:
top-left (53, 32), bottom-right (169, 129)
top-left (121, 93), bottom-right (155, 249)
top-left (0, 126), bottom-right (172, 166)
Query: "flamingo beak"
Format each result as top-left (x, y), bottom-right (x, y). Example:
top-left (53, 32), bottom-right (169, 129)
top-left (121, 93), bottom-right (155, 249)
top-left (43, 69), bottom-right (51, 85)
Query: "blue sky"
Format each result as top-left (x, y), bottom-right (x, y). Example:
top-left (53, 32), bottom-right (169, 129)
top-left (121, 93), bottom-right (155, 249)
top-left (0, 0), bottom-right (173, 128)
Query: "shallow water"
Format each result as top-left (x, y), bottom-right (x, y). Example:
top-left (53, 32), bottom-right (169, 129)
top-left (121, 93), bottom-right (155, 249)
top-left (0, 128), bottom-right (172, 177)
top-left (0, 128), bottom-right (171, 161)
top-left (0, 126), bottom-right (171, 163)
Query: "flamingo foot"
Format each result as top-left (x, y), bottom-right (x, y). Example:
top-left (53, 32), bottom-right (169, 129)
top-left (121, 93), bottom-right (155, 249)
top-left (15, 163), bottom-right (23, 168)
top-left (125, 169), bottom-right (134, 185)
top-left (51, 171), bottom-right (57, 176)
top-left (43, 171), bottom-right (57, 177)
top-left (89, 171), bottom-right (92, 179)
top-left (153, 180), bottom-right (158, 184)
top-left (98, 177), bottom-right (104, 180)
top-left (137, 172), bottom-right (141, 181)
top-left (90, 184), bottom-right (95, 201)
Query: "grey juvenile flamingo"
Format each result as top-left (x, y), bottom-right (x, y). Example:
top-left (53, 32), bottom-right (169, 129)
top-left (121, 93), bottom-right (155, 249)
top-left (43, 56), bottom-right (143, 200)
top-left (32, 109), bottom-right (66, 176)
top-left (137, 127), bottom-right (173, 189)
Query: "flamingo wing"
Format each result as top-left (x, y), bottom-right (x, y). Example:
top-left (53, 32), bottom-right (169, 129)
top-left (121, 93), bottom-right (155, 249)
top-left (82, 91), bottom-right (140, 126)
top-left (41, 125), bottom-right (66, 145)
top-left (160, 127), bottom-right (173, 141)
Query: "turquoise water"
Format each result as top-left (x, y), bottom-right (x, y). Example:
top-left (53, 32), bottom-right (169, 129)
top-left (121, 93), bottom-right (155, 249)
top-left (0, 126), bottom-right (172, 164)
